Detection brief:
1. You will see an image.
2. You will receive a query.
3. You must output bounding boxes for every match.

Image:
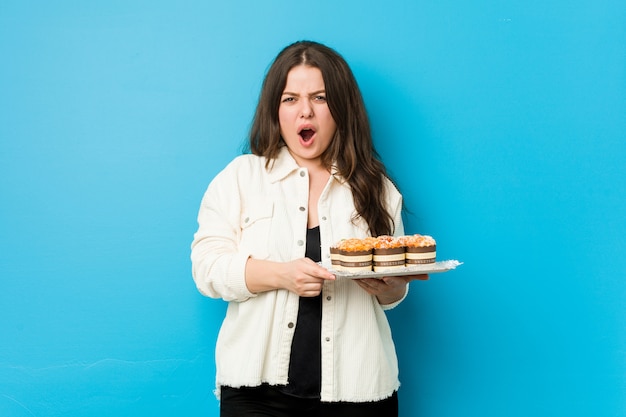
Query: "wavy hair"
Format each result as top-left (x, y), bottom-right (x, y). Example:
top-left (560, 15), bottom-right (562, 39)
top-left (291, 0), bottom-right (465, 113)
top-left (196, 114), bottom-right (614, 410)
top-left (248, 40), bottom-right (395, 237)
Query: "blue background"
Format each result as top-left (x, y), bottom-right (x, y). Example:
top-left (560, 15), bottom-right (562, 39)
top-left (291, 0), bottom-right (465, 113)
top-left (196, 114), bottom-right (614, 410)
top-left (1, 1), bottom-right (625, 416)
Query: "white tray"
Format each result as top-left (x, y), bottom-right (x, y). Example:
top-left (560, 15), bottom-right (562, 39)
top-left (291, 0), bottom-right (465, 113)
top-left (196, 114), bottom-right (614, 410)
top-left (325, 260), bottom-right (462, 279)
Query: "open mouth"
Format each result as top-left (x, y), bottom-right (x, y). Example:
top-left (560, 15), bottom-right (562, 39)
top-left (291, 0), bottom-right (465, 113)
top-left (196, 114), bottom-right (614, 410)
top-left (298, 127), bottom-right (316, 142)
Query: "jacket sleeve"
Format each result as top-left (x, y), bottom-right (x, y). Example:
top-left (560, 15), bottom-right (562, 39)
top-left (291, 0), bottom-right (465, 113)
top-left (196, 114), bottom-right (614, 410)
top-left (190, 159), bottom-right (257, 302)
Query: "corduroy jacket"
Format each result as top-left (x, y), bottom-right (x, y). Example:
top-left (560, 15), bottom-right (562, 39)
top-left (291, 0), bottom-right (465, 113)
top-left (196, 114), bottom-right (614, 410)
top-left (191, 146), bottom-right (409, 402)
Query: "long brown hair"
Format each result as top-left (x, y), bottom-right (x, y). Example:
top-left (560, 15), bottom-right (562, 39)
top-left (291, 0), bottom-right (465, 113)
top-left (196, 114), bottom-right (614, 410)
top-left (248, 40), bottom-right (395, 237)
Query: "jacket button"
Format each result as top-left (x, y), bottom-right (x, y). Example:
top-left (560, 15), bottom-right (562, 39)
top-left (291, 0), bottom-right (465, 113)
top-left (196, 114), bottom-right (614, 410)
top-left (299, 206), bottom-right (306, 211)
top-left (297, 240), bottom-right (304, 246)
top-left (326, 296), bottom-right (332, 301)
top-left (300, 171), bottom-right (306, 177)
top-left (288, 322), bottom-right (294, 328)
top-left (322, 216), bottom-right (327, 221)
top-left (325, 337), bottom-right (331, 342)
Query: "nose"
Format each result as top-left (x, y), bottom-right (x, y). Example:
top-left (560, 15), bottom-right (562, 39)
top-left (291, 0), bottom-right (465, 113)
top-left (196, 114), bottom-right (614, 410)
top-left (300, 100), bottom-right (313, 118)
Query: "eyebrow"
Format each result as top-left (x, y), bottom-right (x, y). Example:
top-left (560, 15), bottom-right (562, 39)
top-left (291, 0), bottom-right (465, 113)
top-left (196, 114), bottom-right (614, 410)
top-left (281, 90), bottom-right (326, 96)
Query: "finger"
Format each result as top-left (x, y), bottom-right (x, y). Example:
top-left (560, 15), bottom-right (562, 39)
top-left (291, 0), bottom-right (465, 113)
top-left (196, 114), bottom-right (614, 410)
top-left (380, 277), bottom-right (404, 288)
top-left (313, 267), bottom-right (335, 280)
top-left (409, 274), bottom-right (429, 281)
top-left (357, 278), bottom-right (378, 287)
top-left (354, 280), bottom-right (376, 294)
top-left (356, 278), bottom-right (384, 293)
top-left (301, 282), bottom-right (323, 297)
top-left (301, 259), bottom-right (336, 280)
top-left (385, 274), bottom-right (428, 282)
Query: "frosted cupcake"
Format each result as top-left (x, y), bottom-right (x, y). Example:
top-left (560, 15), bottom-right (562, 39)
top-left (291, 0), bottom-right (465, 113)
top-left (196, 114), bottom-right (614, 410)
top-left (402, 234), bottom-right (436, 265)
top-left (372, 235), bottom-right (406, 272)
top-left (330, 238), bottom-right (374, 273)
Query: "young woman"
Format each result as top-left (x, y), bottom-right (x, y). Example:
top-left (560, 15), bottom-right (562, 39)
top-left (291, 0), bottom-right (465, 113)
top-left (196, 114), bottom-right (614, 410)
top-left (191, 40), bottom-right (428, 417)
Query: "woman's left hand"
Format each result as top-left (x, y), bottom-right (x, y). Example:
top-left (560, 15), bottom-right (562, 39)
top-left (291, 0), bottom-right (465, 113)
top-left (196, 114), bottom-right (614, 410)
top-left (355, 274), bottom-right (429, 305)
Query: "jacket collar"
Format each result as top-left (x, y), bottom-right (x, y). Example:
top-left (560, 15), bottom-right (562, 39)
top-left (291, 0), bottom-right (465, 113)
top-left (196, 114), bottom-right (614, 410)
top-left (266, 146), bottom-right (346, 185)
top-left (266, 147), bottom-right (300, 183)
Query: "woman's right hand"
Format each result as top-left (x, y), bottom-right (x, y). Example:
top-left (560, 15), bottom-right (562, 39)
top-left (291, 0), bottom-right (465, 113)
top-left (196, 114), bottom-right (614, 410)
top-left (279, 258), bottom-right (336, 297)
top-left (245, 257), bottom-right (335, 297)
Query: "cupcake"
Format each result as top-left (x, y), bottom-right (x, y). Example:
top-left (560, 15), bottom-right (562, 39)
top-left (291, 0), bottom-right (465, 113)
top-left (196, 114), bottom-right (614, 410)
top-left (329, 245), bottom-right (344, 271)
top-left (402, 234), bottom-right (436, 265)
top-left (331, 238), bottom-right (374, 273)
top-left (373, 235), bottom-right (406, 272)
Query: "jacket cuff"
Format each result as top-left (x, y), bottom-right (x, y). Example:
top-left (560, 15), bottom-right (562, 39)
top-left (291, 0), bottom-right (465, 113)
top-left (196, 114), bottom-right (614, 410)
top-left (227, 252), bottom-right (257, 301)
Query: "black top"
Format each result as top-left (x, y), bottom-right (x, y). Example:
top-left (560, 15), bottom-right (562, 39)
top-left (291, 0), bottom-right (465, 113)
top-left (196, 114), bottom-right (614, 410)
top-left (279, 226), bottom-right (322, 398)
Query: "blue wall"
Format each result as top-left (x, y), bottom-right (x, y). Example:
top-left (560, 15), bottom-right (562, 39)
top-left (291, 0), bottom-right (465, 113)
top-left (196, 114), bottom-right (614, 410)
top-left (1, 1), bottom-right (624, 416)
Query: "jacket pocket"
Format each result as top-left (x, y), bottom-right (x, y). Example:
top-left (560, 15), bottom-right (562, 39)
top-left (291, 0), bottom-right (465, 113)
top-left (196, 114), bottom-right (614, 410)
top-left (240, 202), bottom-right (274, 259)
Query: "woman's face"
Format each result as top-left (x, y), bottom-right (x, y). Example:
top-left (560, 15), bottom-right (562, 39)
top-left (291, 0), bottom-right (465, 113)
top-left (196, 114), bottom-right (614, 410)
top-left (278, 65), bottom-right (337, 168)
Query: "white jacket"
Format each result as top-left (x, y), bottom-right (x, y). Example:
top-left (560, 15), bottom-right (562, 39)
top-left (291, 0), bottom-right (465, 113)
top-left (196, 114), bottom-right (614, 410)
top-left (191, 146), bottom-right (408, 402)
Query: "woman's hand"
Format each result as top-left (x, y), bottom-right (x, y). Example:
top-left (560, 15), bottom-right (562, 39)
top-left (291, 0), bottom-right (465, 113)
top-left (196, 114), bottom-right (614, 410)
top-left (245, 257), bottom-right (335, 297)
top-left (280, 258), bottom-right (336, 297)
top-left (355, 274), bottom-right (429, 305)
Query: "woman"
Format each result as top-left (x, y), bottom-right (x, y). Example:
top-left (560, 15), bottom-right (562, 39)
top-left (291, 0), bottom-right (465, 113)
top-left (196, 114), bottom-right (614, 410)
top-left (191, 40), bottom-right (427, 417)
